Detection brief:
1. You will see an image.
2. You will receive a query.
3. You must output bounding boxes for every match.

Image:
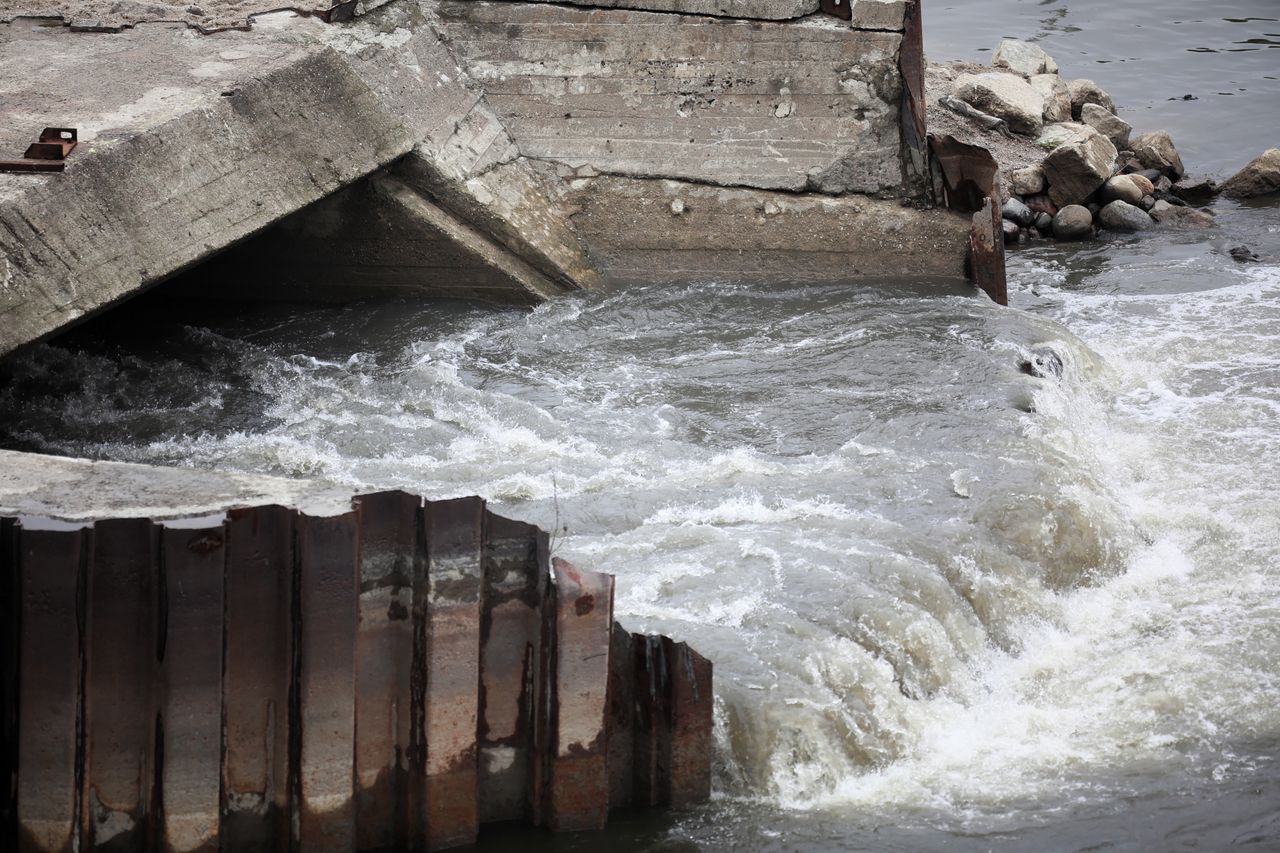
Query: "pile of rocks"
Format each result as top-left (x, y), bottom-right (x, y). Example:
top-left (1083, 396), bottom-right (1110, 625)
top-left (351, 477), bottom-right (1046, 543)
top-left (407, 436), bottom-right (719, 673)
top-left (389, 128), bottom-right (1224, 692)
top-left (939, 39), bottom-right (1279, 245)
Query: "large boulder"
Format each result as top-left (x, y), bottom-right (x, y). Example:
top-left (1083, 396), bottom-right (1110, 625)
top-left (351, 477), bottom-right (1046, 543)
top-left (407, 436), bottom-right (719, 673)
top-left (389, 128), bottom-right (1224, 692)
top-left (1130, 131), bottom-right (1185, 179)
top-left (1030, 74), bottom-right (1073, 122)
top-left (1080, 103), bottom-right (1131, 150)
top-left (955, 72), bottom-right (1046, 136)
top-left (1042, 126), bottom-right (1118, 207)
top-left (1099, 200), bottom-right (1154, 232)
top-left (1010, 165), bottom-right (1046, 196)
top-left (993, 39), bottom-right (1059, 77)
top-left (1037, 121), bottom-right (1092, 151)
top-left (1220, 148), bottom-right (1280, 199)
top-left (1052, 204), bottom-right (1093, 240)
top-left (1067, 79), bottom-right (1116, 120)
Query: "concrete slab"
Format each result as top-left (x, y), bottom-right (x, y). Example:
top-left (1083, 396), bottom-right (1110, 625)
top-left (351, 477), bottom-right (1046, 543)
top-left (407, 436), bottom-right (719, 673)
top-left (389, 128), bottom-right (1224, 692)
top-left (561, 176), bottom-right (972, 282)
top-left (434, 1), bottom-right (905, 195)
top-left (515, 0), bottom-right (819, 19)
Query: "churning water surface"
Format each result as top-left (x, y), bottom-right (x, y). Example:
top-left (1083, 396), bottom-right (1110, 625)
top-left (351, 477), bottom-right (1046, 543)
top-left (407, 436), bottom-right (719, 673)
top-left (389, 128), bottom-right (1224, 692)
top-left (3, 2), bottom-right (1280, 850)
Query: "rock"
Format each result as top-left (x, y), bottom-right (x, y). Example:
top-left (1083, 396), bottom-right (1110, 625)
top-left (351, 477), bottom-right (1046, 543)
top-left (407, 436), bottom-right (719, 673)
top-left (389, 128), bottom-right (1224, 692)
top-left (1010, 165), bottom-right (1046, 196)
top-left (1002, 197), bottom-right (1035, 227)
top-left (1150, 201), bottom-right (1214, 228)
top-left (1052, 204), bottom-right (1094, 240)
top-left (1042, 126), bottom-right (1118, 207)
top-left (1030, 74), bottom-right (1073, 122)
top-left (1171, 175), bottom-right (1217, 202)
top-left (670, 198), bottom-right (686, 215)
top-left (1099, 199), bottom-right (1154, 232)
top-left (1154, 175), bottom-right (1173, 193)
top-left (1128, 174), bottom-right (1155, 196)
top-left (1034, 211), bottom-right (1053, 232)
top-left (1153, 190), bottom-right (1188, 207)
top-left (1086, 202), bottom-right (1100, 216)
top-left (1023, 194), bottom-right (1058, 217)
top-left (1139, 195), bottom-right (1156, 211)
top-left (1130, 131), bottom-right (1185, 179)
top-left (1220, 148), bottom-right (1280, 199)
top-left (1067, 79), bottom-right (1116, 120)
top-left (1137, 169), bottom-right (1163, 184)
top-left (1100, 174), bottom-right (1146, 206)
top-left (1002, 219), bottom-right (1022, 243)
top-left (1079, 102), bottom-right (1131, 149)
top-left (955, 72), bottom-right (1045, 136)
top-left (993, 39), bottom-right (1059, 77)
top-left (1036, 121), bottom-right (1091, 151)
top-left (1230, 245), bottom-right (1262, 263)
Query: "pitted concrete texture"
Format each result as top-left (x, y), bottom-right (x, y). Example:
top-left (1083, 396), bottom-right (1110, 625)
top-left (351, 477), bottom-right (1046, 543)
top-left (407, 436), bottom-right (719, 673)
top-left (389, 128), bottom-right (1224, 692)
top-left (0, 449), bottom-right (353, 520)
top-left (434, 1), bottom-right (906, 195)
top-left (561, 176), bottom-right (972, 282)
top-left (516, 0), bottom-right (818, 19)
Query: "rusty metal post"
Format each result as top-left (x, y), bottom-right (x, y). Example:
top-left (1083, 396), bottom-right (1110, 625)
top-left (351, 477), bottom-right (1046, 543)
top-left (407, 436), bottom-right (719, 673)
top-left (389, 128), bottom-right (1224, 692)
top-left (605, 623), bottom-right (636, 813)
top-left (14, 522), bottom-right (86, 853)
top-left (422, 497), bottom-right (484, 850)
top-left (477, 512), bottom-right (546, 824)
top-left (222, 507), bottom-right (294, 853)
top-left (1, 517), bottom-right (17, 853)
top-left (899, 0), bottom-right (931, 199)
top-left (547, 559), bottom-right (614, 833)
top-left (352, 491), bottom-right (422, 852)
top-left (663, 639), bottom-right (713, 808)
top-left (83, 518), bottom-right (158, 851)
top-left (296, 511), bottom-right (360, 853)
top-left (970, 197), bottom-right (1008, 306)
top-left (158, 520), bottom-right (226, 853)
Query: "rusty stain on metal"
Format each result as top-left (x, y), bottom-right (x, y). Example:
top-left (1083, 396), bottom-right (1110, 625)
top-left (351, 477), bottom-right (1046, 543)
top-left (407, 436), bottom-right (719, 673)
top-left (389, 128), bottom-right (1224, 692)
top-left (819, 0), bottom-right (853, 21)
top-left (2, 497), bottom-right (712, 852)
top-left (423, 497), bottom-right (483, 850)
top-left (968, 196), bottom-right (1009, 306)
top-left (0, 128), bottom-right (77, 174)
top-left (928, 133), bottom-right (999, 214)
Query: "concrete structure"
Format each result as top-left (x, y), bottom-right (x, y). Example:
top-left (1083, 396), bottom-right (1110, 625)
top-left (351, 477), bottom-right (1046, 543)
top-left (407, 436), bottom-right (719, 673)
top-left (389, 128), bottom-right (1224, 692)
top-left (0, 0), bottom-right (1000, 358)
top-left (0, 454), bottom-right (713, 851)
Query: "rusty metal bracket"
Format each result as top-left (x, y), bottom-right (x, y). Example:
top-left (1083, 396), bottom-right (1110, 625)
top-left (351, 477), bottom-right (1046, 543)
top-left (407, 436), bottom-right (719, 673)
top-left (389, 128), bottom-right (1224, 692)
top-left (0, 128), bottom-right (77, 173)
top-left (819, 0), bottom-right (852, 20)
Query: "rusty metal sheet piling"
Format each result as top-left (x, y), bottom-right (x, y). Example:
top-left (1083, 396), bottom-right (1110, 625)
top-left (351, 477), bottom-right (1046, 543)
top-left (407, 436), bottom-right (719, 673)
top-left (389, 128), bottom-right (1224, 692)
top-left (478, 512), bottom-right (544, 825)
top-left (15, 523), bottom-right (85, 853)
top-left (221, 506), bottom-right (294, 853)
top-left (83, 518), bottom-right (158, 852)
top-left (352, 491), bottom-right (422, 853)
top-left (899, 1), bottom-right (931, 199)
top-left (2, 496), bottom-right (712, 852)
top-left (296, 511), bottom-right (360, 852)
top-left (423, 497), bottom-right (484, 850)
top-left (158, 520), bottom-right (226, 853)
top-left (547, 558), bottom-right (614, 833)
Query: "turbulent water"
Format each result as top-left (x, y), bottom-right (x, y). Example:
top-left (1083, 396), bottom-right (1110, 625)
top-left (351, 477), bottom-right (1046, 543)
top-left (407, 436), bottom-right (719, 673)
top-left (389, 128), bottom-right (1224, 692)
top-left (3, 2), bottom-right (1280, 850)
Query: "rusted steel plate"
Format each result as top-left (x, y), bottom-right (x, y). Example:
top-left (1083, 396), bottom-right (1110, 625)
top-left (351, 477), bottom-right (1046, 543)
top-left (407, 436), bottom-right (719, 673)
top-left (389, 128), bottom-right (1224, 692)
top-left (1, 517), bottom-right (17, 853)
top-left (296, 511), bottom-right (360, 853)
top-left (631, 633), bottom-right (669, 809)
top-left (477, 511), bottom-right (545, 824)
top-left (158, 519), bottom-right (226, 853)
top-left (547, 558), bottom-right (614, 833)
top-left (222, 506), bottom-right (294, 853)
top-left (423, 497), bottom-right (484, 850)
top-left (899, 0), bottom-right (930, 198)
top-left (15, 522), bottom-right (85, 853)
top-left (351, 491), bottom-right (421, 852)
top-left (928, 133), bottom-right (999, 214)
top-left (84, 517), bottom-right (158, 851)
top-left (664, 639), bottom-right (713, 808)
top-left (969, 196), bottom-right (1009, 306)
top-left (605, 623), bottom-right (636, 813)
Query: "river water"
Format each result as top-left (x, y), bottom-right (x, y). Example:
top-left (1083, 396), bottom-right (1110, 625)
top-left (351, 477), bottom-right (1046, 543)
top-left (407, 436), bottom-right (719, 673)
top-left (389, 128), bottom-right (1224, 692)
top-left (2, 2), bottom-right (1279, 850)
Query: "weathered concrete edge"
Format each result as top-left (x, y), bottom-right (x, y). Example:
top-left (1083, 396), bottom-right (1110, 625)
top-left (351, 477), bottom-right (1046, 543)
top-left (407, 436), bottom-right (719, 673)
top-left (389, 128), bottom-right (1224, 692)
top-left (0, 43), bottom-right (417, 358)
